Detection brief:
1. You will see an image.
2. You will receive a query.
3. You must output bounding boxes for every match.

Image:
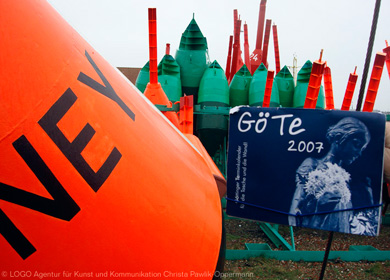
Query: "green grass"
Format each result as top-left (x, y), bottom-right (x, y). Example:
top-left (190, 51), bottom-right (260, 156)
top-left (364, 261), bottom-right (390, 279)
top-left (225, 257), bottom-right (301, 280)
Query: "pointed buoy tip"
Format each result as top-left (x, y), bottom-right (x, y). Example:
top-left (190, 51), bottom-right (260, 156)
top-left (319, 49), bottom-right (324, 62)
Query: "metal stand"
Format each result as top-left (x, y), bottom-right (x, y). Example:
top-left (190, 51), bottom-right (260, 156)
top-left (258, 223), bottom-right (295, 251)
top-left (319, 231), bottom-right (334, 280)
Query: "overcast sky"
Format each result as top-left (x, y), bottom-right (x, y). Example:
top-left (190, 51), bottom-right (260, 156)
top-left (47, 0), bottom-right (390, 112)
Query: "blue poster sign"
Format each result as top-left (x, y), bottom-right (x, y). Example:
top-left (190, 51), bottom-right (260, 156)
top-left (226, 107), bottom-right (386, 236)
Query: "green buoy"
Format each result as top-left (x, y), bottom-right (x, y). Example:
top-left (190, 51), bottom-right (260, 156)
top-left (249, 63), bottom-right (280, 107)
top-left (135, 61), bottom-right (150, 93)
top-left (275, 65), bottom-right (294, 107)
top-left (229, 64), bottom-right (252, 107)
top-left (196, 60), bottom-right (229, 157)
top-left (175, 16), bottom-right (210, 100)
top-left (293, 60), bottom-right (325, 109)
top-left (158, 54), bottom-right (182, 102)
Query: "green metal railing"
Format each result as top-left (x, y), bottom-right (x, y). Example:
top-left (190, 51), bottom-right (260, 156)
top-left (226, 246), bottom-right (390, 262)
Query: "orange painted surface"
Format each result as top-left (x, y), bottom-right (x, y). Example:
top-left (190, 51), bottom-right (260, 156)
top-left (244, 23), bottom-right (251, 72)
top-left (303, 54), bottom-right (326, 109)
top-left (144, 7), bottom-right (180, 128)
top-left (179, 95), bottom-right (194, 134)
top-left (0, 0), bottom-right (221, 277)
top-left (225, 35), bottom-right (233, 81)
top-left (249, 48), bottom-right (263, 74)
top-left (262, 70), bottom-right (275, 108)
top-left (144, 83), bottom-right (180, 128)
top-left (341, 67), bottom-right (358, 111)
top-left (362, 52), bottom-right (386, 112)
top-left (148, 8), bottom-right (158, 84)
top-left (229, 18), bottom-right (242, 81)
top-left (383, 41), bottom-right (390, 80)
top-left (184, 135), bottom-right (226, 198)
top-left (261, 19), bottom-right (272, 68)
top-left (323, 66), bottom-right (335, 110)
top-left (250, 0), bottom-right (267, 74)
top-left (272, 24), bottom-right (280, 74)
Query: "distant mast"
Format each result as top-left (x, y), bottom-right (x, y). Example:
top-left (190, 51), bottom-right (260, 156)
top-left (165, 43), bottom-right (170, 55)
top-left (272, 23), bottom-right (281, 73)
top-left (250, 0), bottom-right (267, 74)
top-left (229, 16), bottom-right (242, 81)
top-left (244, 22), bottom-right (251, 70)
top-left (225, 35), bottom-right (233, 80)
top-left (384, 40), bottom-right (390, 79)
top-left (148, 8), bottom-right (158, 84)
top-left (261, 19), bottom-right (272, 69)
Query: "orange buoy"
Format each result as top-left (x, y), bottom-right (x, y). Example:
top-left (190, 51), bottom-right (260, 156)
top-left (303, 50), bottom-right (326, 109)
top-left (362, 52), bottom-right (387, 112)
top-left (341, 67), bottom-right (358, 111)
top-left (144, 8), bottom-right (180, 128)
top-left (0, 0), bottom-right (222, 277)
top-left (184, 134), bottom-right (226, 198)
top-left (384, 40), bottom-right (390, 80)
top-left (323, 64), bottom-right (335, 110)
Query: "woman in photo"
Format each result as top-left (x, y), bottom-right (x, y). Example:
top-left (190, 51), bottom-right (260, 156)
top-left (288, 117), bottom-right (375, 234)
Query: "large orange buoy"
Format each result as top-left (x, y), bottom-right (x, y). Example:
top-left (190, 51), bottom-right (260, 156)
top-left (0, 0), bottom-right (222, 278)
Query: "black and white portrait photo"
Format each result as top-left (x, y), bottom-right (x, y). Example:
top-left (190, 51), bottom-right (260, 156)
top-left (227, 107), bottom-right (386, 236)
top-left (288, 117), bottom-right (379, 235)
